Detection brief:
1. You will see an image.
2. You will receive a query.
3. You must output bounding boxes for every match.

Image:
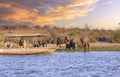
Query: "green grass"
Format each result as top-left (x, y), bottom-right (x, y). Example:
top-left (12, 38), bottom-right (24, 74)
top-left (56, 46), bottom-right (120, 52)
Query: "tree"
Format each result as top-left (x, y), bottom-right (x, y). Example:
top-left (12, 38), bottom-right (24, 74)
top-left (69, 32), bottom-right (76, 38)
top-left (118, 22), bottom-right (120, 25)
top-left (84, 24), bottom-right (91, 30)
top-left (116, 22), bottom-right (120, 30)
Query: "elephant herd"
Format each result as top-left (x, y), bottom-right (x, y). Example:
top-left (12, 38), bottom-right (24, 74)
top-left (56, 36), bottom-right (90, 52)
top-left (33, 36), bottom-right (90, 52)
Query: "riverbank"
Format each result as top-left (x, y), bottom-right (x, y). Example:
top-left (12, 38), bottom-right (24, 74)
top-left (55, 42), bottom-right (120, 52)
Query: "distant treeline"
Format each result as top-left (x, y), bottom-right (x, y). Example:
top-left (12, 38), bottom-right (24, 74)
top-left (0, 25), bottom-right (120, 43)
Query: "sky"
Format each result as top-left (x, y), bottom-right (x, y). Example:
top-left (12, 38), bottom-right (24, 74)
top-left (0, 0), bottom-right (120, 30)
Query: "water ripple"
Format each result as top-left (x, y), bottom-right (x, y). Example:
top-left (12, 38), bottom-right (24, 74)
top-left (0, 52), bottom-right (120, 77)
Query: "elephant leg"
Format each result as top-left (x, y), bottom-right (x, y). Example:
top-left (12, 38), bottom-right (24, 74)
top-left (59, 44), bottom-right (61, 47)
top-left (69, 45), bottom-right (71, 50)
top-left (57, 43), bottom-right (60, 47)
top-left (80, 44), bottom-right (83, 49)
top-left (83, 44), bottom-right (87, 52)
top-left (56, 43), bottom-right (58, 47)
top-left (69, 47), bottom-right (71, 50)
top-left (87, 44), bottom-right (90, 52)
top-left (57, 42), bottom-right (60, 47)
top-left (66, 44), bottom-right (68, 49)
top-left (73, 46), bottom-right (75, 50)
top-left (73, 44), bottom-right (75, 50)
top-left (43, 43), bottom-right (45, 47)
top-left (66, 41), bottom-right (69, 49)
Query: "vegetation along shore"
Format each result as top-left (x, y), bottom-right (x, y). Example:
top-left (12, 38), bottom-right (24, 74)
top-left (1, 25), bottom-right (120, 51)
top-left (56, 42), bottom-right (120, 52)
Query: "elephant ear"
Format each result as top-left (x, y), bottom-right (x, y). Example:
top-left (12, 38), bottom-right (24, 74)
top-left (80, 38), bottom-right (83, 43)
top-left (65, 37), bottom-right (69, 42)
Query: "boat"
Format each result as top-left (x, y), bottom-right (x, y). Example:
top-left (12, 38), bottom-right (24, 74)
top-left (0, 47), bottom-right (57, 55)
top-left (0, 34), bottom-right (57, 55)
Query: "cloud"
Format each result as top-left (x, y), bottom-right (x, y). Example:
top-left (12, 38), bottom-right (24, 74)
top-left (0, 3), bottom-right (11, 8)
top-left (104, 1), bottom-right (113, 5)
top-left (97, 0), bottom-right (113, 8)
top-left (0, 0), bottom-right (100, 25)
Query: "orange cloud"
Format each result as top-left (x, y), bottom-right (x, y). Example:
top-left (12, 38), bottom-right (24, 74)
top-left (0, 0), bottom-right (100, 25)
top-left (1, 4), bottom-right (53, 25)
top-left (47, 0), bottom-right (98, 19)
top-left (67, 0), bottom-right (99, 7)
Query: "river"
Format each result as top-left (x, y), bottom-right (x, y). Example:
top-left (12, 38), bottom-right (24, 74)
top-left (0, 52), bottom-right (120, 77)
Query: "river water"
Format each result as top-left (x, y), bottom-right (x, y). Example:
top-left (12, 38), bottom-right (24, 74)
top-left (0, 52), bottom-right (120, 77)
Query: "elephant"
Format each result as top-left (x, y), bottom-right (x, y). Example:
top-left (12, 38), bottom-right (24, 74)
top-left (56, 36), bottom-right (69, 47)
top-left (56, 36), bottom-right (76, 50)
top-left (69, 38), bottom-right (76, 50)
top-left (38, 40), bottom-right (47, 47)
top-left (38, 40), bottom-right (42, 47)
top-left (76, 40), bottom-right (82, 49)
top-left (66, 41), bottom-right (70, 49)
top-left (80, 36), bottom-right (90, 52)
top-left (41, 40), bottom-right (47, 47)
top-left (33, 39), bottom-right (47, 48)
top-left (33, 43), bottom-right (39, 48)
top-left (65, 38), bottom-right (76, 50)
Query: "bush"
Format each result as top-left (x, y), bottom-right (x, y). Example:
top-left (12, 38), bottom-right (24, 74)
top-left (89, 37), bottom-right (97, 42)
top-left (113, 33), bottom-right (120, 43)
top-left (93, 36), bottom-right (108, 42)
top-left (69, 32), bottom-right (76, 38)
top-left (110, 37), bottom-right (116, 43)
top-left (98, 37), bottom-right (107, 41)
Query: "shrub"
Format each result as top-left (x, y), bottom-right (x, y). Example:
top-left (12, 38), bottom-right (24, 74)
top-left (93, 36), bottom-right (108, 42)
top-left (98, 37), bottom-right (107, 41)
top-left (69, 32), bottom-right (76, 38)
top-left (89, 37), bottom-right (97, 42)
top-left (113, 33), bottom-right (120, 43)
top-left (110, 37), bottom-right (116, 43)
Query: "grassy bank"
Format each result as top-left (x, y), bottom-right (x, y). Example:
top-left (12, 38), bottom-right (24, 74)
top-left (56, 46), bottom-right (120, 52)
top-left (56, 43), bottom-right (120, 52)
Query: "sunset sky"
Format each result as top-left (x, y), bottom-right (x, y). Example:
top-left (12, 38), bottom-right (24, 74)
top-left (0, 0), bottom-right (120, 30)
